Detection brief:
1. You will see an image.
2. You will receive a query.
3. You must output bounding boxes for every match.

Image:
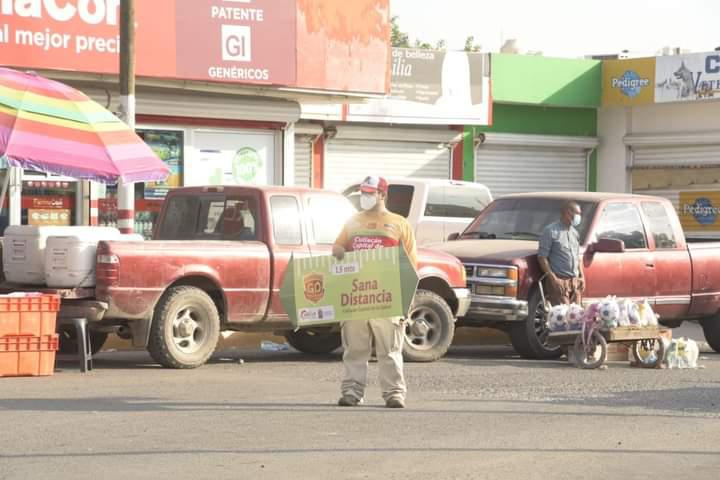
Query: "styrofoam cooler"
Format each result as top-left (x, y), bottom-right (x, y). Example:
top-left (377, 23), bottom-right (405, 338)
top-left (2, 226), bottom-right (103, 285)
top-left (44, 232), bottom-right (142, 288)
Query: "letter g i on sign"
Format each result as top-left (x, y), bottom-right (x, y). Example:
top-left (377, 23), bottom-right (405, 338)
top-left (221, 24), bottom-right (251, 62)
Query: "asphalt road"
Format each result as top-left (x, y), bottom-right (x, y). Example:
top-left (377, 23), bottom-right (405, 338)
top-left (0, 326), bottom-right (718, 480)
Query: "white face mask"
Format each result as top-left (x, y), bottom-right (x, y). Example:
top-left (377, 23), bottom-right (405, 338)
top-left (360, 193), bottom-right (378, 211)
top-left (572, 213), bottom-right (582, 227)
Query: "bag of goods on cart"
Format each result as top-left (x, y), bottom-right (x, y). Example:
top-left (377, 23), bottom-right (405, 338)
top-left (566, 304), bottom-right (584, 330)
top-left (616, 299), bottom-right (631, 327)
top-left (547, 304), bottom-right (569, 332)
top-left (638, 300), bottom-right (659, 327)
top-left (598, 296), bottom-right (621, 328)
top-left (664, 337), bottom-right (699, 369)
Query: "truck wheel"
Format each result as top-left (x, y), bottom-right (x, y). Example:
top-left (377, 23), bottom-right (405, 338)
top-left (148, 286), bottom-right (220, 369)
top-left (285, 329), bottom-right (341, 354)
top-left (403, 289), bottom-right (455, 362)
top-left (700, 317), bottom-right (720, 353)
top-left (509, 290), bottom-right (563, 360)
top-left (58, 327), bottom-right (108, 355)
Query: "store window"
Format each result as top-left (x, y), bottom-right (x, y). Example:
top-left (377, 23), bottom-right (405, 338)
top-left (22, 175), bottom-right (76, 227)
top-left (98, 129), bottom-right (184, 238)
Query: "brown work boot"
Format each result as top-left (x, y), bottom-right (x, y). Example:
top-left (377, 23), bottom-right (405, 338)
top-left (338, 395), bottom-right (360, 407)
top-left (385, 397), bottom-right (405, 409)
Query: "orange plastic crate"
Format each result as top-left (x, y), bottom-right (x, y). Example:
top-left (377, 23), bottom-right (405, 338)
top-left (0, 294), bottom-right (60, 338)
top-left (0, 334), bottom-right (59, 377)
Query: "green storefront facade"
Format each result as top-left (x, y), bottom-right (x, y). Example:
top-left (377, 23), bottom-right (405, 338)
top-left (463, 54), bottom-right (602, 194)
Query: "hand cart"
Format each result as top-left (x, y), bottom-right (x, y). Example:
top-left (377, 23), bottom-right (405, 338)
top-left (547, 325), bottom-right (669, 369)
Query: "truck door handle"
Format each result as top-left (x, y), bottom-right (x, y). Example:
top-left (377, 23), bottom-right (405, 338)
top-left (645, 263), bottom-right (655, 268)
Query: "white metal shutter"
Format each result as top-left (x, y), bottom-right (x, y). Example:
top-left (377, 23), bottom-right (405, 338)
top-left (324, 139), bottom-right (451, 192)
top-left (294, 137), bottom-right (312, 187)
top-left (632, 145), bottom-right (720, 169)
top-left (475, 144), bottom-right (587, 196)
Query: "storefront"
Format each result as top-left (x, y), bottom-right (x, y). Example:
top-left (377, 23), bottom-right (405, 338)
top-left (467, 54), bottom-right (602, 195)
top-left (598, 52), bottom-right (720, 237)
top-left (301, 48), bottom-right (491, 190)
top-left (0, 0), bottom-right (392, 233)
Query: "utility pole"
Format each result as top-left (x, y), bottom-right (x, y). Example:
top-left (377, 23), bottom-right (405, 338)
top-left (117, 0), bottom-right (135, 233)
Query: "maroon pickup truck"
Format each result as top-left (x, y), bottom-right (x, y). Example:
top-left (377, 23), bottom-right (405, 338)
top-left (81, 186), bottom-right (469, 368)
top-left (435, 192), bottom-right (720, 359)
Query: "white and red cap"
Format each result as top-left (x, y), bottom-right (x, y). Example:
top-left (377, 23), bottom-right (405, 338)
top-left (360, 176), bottom-right (388, 194)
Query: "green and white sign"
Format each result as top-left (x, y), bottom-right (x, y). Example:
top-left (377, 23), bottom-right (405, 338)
top-left (280, 247), bottom-right (419, 328)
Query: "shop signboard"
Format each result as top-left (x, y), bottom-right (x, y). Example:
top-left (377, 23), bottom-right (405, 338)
top-left (678, 191), bottom-right (720, 233)
top-left (0, 0), bottom-right (296, 86)
top-left (602, 57), bottom-right (656, 106)
top-left (656, 52), bottom-right (720, 103)
top-left (28, 208), bottom-right (71, 226)
top-left (186, 130), bottom-right (274, 186)
top-left (140, 130), bottom-right (183, 199)
top-left (302, 48), bottom-right (491, 125)
top-left (280, 247), bottom-right (419, 328)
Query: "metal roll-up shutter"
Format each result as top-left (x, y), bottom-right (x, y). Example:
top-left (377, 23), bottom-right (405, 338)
top-left (474, 134), bottom-right (597, 197)
top-left (294, 138), bottom-right (312, 187)
top-left (627, 132), bottom-right (720, 169)
top-left (324, 139), bottom-right (451, 192)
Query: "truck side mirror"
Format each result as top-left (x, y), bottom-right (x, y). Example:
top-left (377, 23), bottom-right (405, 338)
top-left (590, 238), bottom-right (625, 253)
top-left (447, 232), bottom-right (460, 241)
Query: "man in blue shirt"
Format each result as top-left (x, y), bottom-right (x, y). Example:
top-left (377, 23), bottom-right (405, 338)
top-left (538, 201), bottom-right (585, 305)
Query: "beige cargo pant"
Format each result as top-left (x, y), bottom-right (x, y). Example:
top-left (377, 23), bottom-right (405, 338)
top-left (341, 317), bottom-right (407, 402)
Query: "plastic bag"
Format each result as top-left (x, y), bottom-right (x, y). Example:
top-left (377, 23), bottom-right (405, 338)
top-left (617, 299), bottom-right (632, 327)
top-left (566, 303), bottom-right (584, 331)
top-left (638, 299), bottom-right (658, 327)
top-left (598, 296), bottom-right (620, 328)
top-left (626, 301), bottom-right (641, 326)
top-left (664, 337), bottom-right (699, 369)
top-left (547, 304), bottom-right (569, 332)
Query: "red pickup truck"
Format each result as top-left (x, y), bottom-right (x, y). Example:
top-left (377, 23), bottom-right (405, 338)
top-left (73, 186), bottom-right (469, 368)
top-left (435, 192), bottom-right (720, 359)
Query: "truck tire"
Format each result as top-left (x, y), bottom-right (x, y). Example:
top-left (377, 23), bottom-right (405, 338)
top-left (403, 289), bottom-right (455, 362)
top-left (148, 286), bottom-right (220, 369)
top-left (509, 290), bottom-right (563, 360)
top-left (285, 329), bottom-right (341, 354)
top-left (58, 327), bottom-right (108, 355)
top-left (700, 317), bottom-right (720, 353)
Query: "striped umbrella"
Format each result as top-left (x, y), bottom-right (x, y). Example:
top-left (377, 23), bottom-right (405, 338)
top-left (0, 67), bottom-right (169, 184)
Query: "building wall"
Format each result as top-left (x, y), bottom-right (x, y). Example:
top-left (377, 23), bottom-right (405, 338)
top-left (597, 100), bottom-right (720, 193)
top-left (462, 54), bottom-right (601, 188)
top-left (464, 104), bottom-right (598, 188)
top-left (491, 54), bottom-right (602, 108)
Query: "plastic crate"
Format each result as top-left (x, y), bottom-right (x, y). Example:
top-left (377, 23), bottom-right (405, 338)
top-left (0, 294), bottom-right (60, 338)
top-left (0, 334), bottom-right (59, 377)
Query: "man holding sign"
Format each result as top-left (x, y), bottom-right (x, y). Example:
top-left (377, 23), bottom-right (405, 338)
top-left (333, 176), bottom-right (417, 409)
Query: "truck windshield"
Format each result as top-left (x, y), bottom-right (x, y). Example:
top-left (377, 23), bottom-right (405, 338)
top-left (461, 198), bottom-right (597, 243)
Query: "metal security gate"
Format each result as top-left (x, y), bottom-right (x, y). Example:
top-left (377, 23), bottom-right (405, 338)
top-left (294, 137), bottom-right (312, 187)
top-left (628, 133), bottom-right (720, 238)
top-left (474, 134), bottom-right (598, 197)
top-left (324, 140), bottom-right (451, 191)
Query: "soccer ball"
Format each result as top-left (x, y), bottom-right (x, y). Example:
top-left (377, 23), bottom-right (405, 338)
top-left (566, 304), bottom-right (584, 330)
top-left (599, 297), bottom-right (620, 328)
top-left (547, 304), bottom-right (569, 331)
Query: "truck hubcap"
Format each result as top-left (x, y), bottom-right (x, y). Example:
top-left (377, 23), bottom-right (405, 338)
top-left (405, 306), bottom-right (439, 351)
top-left (173, 307), bottom-right (206, 354)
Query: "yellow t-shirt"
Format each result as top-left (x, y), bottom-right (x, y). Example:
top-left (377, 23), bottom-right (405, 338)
top-left (334, 209), bottom-right (417, 268)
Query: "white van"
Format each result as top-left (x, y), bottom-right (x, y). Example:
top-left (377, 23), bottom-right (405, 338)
top-left (343, 178), bottom-right (492, 245)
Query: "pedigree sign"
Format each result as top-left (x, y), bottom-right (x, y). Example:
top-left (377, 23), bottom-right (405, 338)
top-left (0, 0), bottom-right (296, 85)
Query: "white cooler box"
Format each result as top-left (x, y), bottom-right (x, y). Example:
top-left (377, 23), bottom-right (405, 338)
top-left (45, 232), bottom-right (143, 288)
top-left (2, 226), bottom-right (114, 285)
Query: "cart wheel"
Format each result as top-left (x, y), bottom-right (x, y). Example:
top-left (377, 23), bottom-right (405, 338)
top-left (572, 331), bottom-right (607, 369)
top-left (631, 338), bottom-right (666, 369)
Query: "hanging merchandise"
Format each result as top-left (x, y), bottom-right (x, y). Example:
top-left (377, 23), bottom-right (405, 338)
top-left (598, 296), bottom-right (621, 329)
top-left (566, 304), bottom-right (584, 330)
top-left (548, 304), bottom-right (569, 332)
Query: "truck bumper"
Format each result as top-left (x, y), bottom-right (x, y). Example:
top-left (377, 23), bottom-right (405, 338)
top-left (464, 295), bottom-right (529, 322)
top-left (453, 288), bottom-right (472, 317)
